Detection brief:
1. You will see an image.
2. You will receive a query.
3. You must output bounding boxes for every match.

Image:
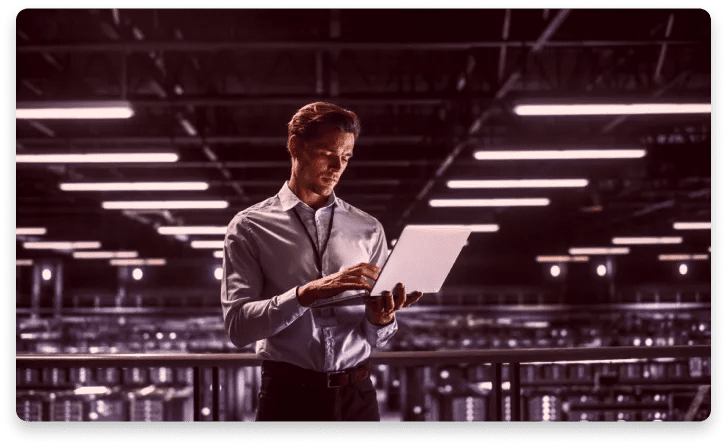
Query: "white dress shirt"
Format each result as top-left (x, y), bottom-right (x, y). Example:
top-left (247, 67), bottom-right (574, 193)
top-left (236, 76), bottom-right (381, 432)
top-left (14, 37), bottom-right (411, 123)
top-left (221, 182), bottom-right (397, 372)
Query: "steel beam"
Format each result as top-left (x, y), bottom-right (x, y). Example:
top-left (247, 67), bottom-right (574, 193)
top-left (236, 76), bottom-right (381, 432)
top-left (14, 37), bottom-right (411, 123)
top-left (16, 39), bottom-right (702, 54)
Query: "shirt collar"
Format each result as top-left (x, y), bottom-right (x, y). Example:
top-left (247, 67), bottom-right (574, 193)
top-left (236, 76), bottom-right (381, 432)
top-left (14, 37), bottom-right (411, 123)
top-left (278, 181), bottom-right (339, 212)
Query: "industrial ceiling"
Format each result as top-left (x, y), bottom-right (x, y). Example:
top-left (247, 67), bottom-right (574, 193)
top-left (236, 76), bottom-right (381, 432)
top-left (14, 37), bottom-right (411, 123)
top-left (15, 9), bottom-right (711, 289)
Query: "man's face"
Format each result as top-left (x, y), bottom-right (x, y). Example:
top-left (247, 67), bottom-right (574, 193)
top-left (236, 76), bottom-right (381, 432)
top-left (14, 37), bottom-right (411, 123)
top-left (292, 126), bottom-right (355, 198)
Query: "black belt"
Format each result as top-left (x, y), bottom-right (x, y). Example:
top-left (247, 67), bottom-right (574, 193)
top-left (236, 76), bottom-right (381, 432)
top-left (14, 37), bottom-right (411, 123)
top-left (262, 360), bottom-right (371, 388)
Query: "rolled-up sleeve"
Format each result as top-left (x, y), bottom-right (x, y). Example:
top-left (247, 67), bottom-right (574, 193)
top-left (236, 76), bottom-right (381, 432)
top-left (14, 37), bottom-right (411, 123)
top-left (360, 221), bottom-right (398, 348)
top-left (221, 214), bottom-right (308, 348)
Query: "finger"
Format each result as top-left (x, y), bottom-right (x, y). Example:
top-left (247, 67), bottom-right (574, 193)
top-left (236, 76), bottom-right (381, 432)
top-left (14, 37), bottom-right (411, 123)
top-left (403, 291), bottom-right (423, 307)
top-left (383, 292), bottom-right (395, 313)
top-left (393, 286), bottom-right (406, 311)
top-left (395, 283), bottom-right (406, 302)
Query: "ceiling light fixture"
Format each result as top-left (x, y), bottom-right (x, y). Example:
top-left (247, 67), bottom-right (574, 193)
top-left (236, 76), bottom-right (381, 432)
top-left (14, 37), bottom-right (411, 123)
top-left (72, 251), bottom-right (138, 259)
top-left (535, 255), bottom-right (589, 262)
top-left (568, 247), bottom-right (630, 255)
top-left (16, 227), bottom-right (47, 236)
top-left (110, 258), bottom-right (167, 266)
top-left (473, 149), bottom-right (646, 160)
top-left (406, 224), bottom-right (499, 232)
top-left (213, 250), bottom-right (224, 258)
top-left (612, 237), bottom-right (682, 245)
top-left (190, 240), bottom-right (224, 249)
top-left (102, 200), bottom-right (228, 210)
top-left (658, 254), bottom-right (709, 261)
top-left (60, 182), bottom-right (208, 191)
top-left (23, 241), bottom-right (101, 250)
top-left (513, 103), bottom-right (711, 116)
top-left (17, 153), bottom-right (179, 163)
top-left (447, 179), bottom-right (588, 188)
top-left (158, 226), bottom-right (227, 235)
top-left (429, 198), bottom-right (549, 207)
top-left (16, 101), bottom-right (135, 119)
top-left (673, 222), bottom-right (711, 230)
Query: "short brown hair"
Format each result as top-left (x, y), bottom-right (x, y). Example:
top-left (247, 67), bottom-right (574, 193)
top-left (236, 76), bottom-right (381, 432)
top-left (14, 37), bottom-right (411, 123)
top-left (286, 102), bottom-right (361, 156)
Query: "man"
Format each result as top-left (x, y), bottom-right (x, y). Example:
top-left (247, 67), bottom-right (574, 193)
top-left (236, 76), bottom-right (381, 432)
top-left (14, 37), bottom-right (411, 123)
top-left (221, 102), bottom-right (422, 421)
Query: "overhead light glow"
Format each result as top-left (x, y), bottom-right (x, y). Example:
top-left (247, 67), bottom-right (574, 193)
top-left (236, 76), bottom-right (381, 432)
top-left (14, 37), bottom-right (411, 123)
top-left (110, 258), bottom-right (167, 266)
top-left (102, 200), bottom-right (228, 210)
top-left (568, 247), bottom-right (630, 255)
top-left (513, 103), bottom-right (711, 116)
top-left (158, 226), bottom-right (227, 235)
top-left (23, 241), bottom-right (101, 250)
top-left (190, 240), bottom-right (224, 249)
top-left (549, 265), bottom-right (561, 277)
top-left (447, 179), bottom-right (588, 188)
top-left (72, 251), bottom-right (138, 259)
top-left (596, 264), bottom-right (607, 277)
top-left (429, 198), bottom-right (549, 207)
top-left (214, 267), bottom-right (223, 281)
top-left (678, 263), bottom-right (689, 275)
top-left (16, 259), bottom-right (34, 266)
top-left (473, 149), bottom-right (646, 160)
top-left (406, 224), bottom-right (499, 232)
top-left (673, 222), bottom-right (711, 230)
top-left (535, 255), bottom-right (589, 263)
top-left (17, 101), bottom-right (134, 119)
top-left (658, 254), bottom-right (709, 261)
top-left (60, 182), bottom-right (207, 191)
top-left (612, 237), bottom-right (682, 245)
top-left (132, 268), bottom-right (144, 281)
top-left (16, 227), bottom-right (47, 236)
top-left (213, 250), bottom-right (224, 258)
top-left (17, 153), bottom-right (179, 163)
top-left (42, 268), bottom-right (52, 281)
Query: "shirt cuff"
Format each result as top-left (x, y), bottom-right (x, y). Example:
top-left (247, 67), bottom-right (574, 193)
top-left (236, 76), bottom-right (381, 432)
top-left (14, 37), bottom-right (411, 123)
top-left (364, 315), bottom-right (398, 348)
top-left (275, 286), bottom-right (309, 325)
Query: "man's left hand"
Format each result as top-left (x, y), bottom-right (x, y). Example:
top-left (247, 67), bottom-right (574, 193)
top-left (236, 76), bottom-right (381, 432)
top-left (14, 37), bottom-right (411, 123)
top-left (364, 283), bottom-right (422, 326)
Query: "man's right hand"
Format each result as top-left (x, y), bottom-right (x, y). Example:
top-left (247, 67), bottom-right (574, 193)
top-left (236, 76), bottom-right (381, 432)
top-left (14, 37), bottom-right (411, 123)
top-left (296, 262), bottom-right (380, 307)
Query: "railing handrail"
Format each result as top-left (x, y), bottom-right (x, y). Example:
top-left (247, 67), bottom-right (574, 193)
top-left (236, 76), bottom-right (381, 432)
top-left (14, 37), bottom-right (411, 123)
top-left (16, 345), bottom-right (710, 368)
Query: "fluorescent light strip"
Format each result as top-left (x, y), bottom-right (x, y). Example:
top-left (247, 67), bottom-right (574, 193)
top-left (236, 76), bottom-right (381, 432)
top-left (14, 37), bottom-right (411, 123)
top-left (72, 251), bottom-right (138, 259)
top-left (474, 149), bottom-right (646, 160)
top-left (658, 254), bottom-right (709, 261)
top-left (536, 255), bottom-right (589, 263)
top-left (191, 240), bottom-right (224, 249)
top-left (16, 227), bottom-right (47, 235)
top-left (406, 224), bottom-right (499, 232)
top-left (673, 222), bottom-right (711, 230)
top-left (17, 106), bottom-right (134, 120)
top-left (61, 182), bottom-right (208, 191)
top-left (158, 226), bottom-right (227, 235)
top-left (429, 198), bottom-right (549, 207)
top-left (102, 200), bottom-right (228, 210)
top-left (447, 179), bottom-right (588, 188)
top-left (568, 247), bottom-right (630, 255)
top-left (513, 103), bottom-right (711, 116)
top-left (213, 250), bottom-right (224, 258)
top-left (612, 237), bottom-right (682, 245)
top-left (16, 259), bottom-right (34, 266)
top-left (110, 258), bottom-right (167, 266)
top-left (23, 241), bottom-right (101, 250)
top-left (17, 153), bottom-right (179, 163)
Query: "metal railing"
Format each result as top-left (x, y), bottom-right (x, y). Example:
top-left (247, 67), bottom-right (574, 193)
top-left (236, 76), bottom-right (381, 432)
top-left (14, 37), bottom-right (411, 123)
top-left (17, 345), bottom-right (710, 421)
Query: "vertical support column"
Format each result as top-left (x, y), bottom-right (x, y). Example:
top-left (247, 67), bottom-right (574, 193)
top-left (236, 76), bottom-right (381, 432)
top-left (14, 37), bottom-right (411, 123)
top-left (30, 263), bottom-right (42, 320)
top-left (53, 261), bottom-right (63, 319)
top-left (212, 367), bottom-right (220, 421)
top-left (510, 362), bottom-right (521, 421)
top-left (116, 266), bottom-right (129, 308)
top-left (490, 363), bottom-right (502, 421)
top-left (193, 366), bottom-right (202, 421)
top-left (403, 367), bottom-right (426, 421)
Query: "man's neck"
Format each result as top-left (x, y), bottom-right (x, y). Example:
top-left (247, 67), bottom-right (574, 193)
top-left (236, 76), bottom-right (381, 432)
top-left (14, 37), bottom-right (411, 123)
top-left (288, 177), bottom-right (329, 210)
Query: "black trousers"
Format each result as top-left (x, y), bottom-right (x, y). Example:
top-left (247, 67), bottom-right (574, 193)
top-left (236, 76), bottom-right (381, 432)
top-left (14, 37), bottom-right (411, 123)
top-left (255, 361), bottom-right (380, 421)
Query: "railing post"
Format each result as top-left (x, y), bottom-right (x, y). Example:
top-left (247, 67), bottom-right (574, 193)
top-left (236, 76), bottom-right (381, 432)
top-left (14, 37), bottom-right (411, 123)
top-left (510, 362), bottom-right (521, 421)
top-left (491, 363), bottom-right (502, 421)
top-left (212, 367), bottom-right (220, 421)
top-left (193, 366), bottom-right (202, 421)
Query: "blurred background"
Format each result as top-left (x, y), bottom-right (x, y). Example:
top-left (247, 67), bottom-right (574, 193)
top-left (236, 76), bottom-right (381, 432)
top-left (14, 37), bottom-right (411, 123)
top-left (16, 8), bottom-right (710, 422)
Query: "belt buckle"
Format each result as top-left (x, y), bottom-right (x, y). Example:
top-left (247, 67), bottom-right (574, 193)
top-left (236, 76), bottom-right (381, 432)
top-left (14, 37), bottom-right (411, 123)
top-left (327, 372), bottom-right (349, 388)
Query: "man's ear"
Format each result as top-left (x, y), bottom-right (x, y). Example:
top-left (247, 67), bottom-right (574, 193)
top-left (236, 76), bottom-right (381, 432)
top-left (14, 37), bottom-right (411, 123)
top-left (289, 135), bottom-right (304, 160)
